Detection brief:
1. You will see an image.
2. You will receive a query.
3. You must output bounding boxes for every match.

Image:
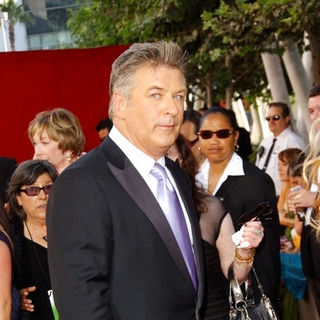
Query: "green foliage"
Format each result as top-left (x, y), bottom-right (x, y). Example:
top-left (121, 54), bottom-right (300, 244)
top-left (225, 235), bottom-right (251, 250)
top-left (67, 0), bottom-right (320, 105)
top-left (0, 0), bottom-right (33, 24)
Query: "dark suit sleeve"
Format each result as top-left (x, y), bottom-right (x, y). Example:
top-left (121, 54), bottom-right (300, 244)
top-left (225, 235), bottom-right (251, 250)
top-left (252, 170), bottom-right (280, 307)
top-left (217, 162), bottom-right (280, 308)
top-left (47, 167), bottom-right (114, 320)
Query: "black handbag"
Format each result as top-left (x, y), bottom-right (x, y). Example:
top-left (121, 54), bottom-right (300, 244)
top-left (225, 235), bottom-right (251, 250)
top-left (228, 266), bottom-right (278, 320)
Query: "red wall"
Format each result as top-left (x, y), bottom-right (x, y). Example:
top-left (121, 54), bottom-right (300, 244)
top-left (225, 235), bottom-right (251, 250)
top-left (0, 45), bottom-right (129, 163)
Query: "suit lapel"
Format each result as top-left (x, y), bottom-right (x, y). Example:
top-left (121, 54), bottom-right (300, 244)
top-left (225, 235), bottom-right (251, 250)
top-left (102, 139), bottom-right (194, 290)
top-left (215, 175), bottom-right (240, 203)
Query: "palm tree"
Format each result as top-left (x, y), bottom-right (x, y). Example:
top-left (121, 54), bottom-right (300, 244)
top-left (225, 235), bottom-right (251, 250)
top-left (0, 0), bottom-right (33, 51)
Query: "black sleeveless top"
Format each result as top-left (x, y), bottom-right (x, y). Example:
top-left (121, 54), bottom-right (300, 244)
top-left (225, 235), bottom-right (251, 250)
top-left (20, 236), bottom-right (54, 320)
top-left (199, 196), bottom-right (229, 320)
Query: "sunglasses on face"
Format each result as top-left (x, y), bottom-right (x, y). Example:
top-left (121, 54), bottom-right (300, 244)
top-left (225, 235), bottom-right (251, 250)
top-left (19, 184), bottom-right (53, 196)
top-left (197, 129), bottom-right (234, 139)
top-left (265, 115), bottom-right (281, 121)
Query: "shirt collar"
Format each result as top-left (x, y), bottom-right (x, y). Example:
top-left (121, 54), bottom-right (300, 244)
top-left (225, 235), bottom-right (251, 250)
top-left (224, 152), bottom-right (245, 176)
top-left (109, 126), bottom-right (161, 177)
top-left (274, 127), bottom-right (290, 138)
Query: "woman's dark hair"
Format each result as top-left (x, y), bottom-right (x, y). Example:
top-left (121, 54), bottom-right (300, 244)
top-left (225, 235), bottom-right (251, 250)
top-left (7, 160), bottom-right (58, 221)
top-left (200, 107), bottom-right (239, 131)
top-left (0, 199), bottom-right (11, 238)
top-left (183, 110), bottom-right (202, 133)
top-left (174, 135), bottom-right (207, 213)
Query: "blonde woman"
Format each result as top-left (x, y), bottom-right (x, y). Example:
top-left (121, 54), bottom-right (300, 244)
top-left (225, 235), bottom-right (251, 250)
top-left (28, 108), bottom-right (85, 174)
top-left (288, 118), bottom-right (320, 316)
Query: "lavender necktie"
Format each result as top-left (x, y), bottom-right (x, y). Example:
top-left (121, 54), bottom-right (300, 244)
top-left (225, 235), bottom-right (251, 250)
top-left (150, 162), bottom-right (198, 290)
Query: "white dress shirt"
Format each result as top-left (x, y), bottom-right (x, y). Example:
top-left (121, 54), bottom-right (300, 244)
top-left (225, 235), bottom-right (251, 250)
top-left (109, 126), bottom-right (194, 245)
top-left (196, 152), bottom-right (245, 195)
top-left (256, 127), bottom-right (306, 195)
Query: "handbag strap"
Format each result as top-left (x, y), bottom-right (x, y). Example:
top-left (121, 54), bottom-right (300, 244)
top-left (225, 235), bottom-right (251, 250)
top-left (228, 265), bottom-right (265, 305)
top-left (228, 265), bottom-right (248, 311)
top-left (251, 267), bottom-right (265, 296)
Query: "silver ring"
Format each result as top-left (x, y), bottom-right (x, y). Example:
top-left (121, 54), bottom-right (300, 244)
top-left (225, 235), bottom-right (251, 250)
top-left (256, 230), bottom-right (264, 237)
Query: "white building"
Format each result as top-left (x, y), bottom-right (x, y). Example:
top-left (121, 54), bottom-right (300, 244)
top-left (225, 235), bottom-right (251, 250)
top-left (0, 0), bottom-right (76, 52)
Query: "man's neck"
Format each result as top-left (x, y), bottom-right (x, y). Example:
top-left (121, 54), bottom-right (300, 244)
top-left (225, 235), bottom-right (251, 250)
top-left (273, 127), bottom-right (288, 137)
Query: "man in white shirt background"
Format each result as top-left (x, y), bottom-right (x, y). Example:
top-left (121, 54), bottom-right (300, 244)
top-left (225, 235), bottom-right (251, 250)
top-left (256, 102), bottom-right (306, 195)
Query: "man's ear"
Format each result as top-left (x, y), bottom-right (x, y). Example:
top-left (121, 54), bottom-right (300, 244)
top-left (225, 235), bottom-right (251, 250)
top-left (285, 115), bottom-right (290, 126)
top-left (112, 91), bottom-right (127, 119)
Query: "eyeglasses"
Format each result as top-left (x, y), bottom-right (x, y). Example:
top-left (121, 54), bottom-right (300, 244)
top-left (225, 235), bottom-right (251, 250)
top-left (265, 115), bottom-right (281, 121)
top-left (19, 185), bottom-right (53, 196)
top-left (197, 129), bottom-right (234, 139)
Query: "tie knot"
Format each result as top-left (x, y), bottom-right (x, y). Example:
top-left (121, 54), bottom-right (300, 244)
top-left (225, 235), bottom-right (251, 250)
top-left (150, 162), bottom-right (167, 182)
top-left (150, 162), bottom-right (174, 192)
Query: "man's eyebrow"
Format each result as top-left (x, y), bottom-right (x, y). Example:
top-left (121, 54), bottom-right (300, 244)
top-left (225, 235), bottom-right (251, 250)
top-left (147, 86), bottom-right (164, 91)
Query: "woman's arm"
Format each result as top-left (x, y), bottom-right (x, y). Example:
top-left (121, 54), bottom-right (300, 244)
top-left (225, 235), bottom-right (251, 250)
top-left (0, 241), bottom-right (12, 320)
top-left (216, 214), bottom-right (263, 283)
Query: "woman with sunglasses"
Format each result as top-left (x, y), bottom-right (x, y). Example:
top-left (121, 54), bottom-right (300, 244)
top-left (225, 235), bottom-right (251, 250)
top-left (196, 107), bottom-right (281, 311)
top-left (167, 134), bottom-right (265, 320)
top-left (7, 160), bottom-right (58, 320)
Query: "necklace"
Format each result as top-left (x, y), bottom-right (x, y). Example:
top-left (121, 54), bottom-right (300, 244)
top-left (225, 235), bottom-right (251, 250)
top-left (24, 221), bottom-right (47, 242)
top-left (24, 221), bottom-right (50, 286)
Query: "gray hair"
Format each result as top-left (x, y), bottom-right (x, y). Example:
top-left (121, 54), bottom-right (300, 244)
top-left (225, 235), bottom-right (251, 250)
top-left (108, 41), bottom-right (187, 119)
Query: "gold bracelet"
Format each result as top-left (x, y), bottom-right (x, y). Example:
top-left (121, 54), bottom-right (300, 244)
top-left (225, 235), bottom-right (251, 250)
top-left (235, 248), bottom-right (255, 262)
top-left (235, 257), bottom-right (254, 267)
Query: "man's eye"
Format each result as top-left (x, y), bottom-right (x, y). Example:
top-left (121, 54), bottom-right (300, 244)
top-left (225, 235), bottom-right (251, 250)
top-left (151, 94), bottom-right (160, 99)
top-left (174, 95), bottom-right (184, 100)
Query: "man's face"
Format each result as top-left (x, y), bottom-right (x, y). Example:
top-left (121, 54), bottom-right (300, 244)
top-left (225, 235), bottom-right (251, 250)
top-left (180, 120), bottom-right (201, 160)
top-left (308, 95), bottom-right (320, 122)
top-left (98, 128), bottom-right (110, 141)
top-left (267, 106), bottom-right (289, 136)
top-left (117, 64), bottom-right (186, 159)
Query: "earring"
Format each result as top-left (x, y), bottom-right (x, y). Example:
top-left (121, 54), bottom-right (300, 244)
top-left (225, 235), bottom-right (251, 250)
top-left (235, 144), bottom-right (239, 152)
top-left (66, 155), bottom-right (72, 164)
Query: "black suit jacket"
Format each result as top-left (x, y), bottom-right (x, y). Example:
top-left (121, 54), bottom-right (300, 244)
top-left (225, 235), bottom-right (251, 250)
top-left (47, 137), bottom-right (204, 320)
top-left (215, 160), bottom-right (280, 307)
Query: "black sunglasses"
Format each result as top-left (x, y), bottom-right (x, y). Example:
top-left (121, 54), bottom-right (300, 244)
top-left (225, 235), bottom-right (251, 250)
top-left (19, 184), bottom-right (53, 196)
top-left (197, 129), bottom-right (234, 139)
top-left (265, 115), bottom-right (281, 121)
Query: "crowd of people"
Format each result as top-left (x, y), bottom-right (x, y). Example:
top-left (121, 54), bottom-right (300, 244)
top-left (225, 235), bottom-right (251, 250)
top-left (0, 41), bottom-right (319, 320)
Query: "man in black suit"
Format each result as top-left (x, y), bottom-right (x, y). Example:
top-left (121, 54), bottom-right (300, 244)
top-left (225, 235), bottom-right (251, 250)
top-left (47, 42), bottom-right (204, 320)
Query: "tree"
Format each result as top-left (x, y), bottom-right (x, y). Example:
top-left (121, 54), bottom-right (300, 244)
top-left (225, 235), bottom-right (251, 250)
top-left (202, 0), bottom-right (320, 85)
top-left (201, 0), bottom-right (320, 136)
top-left (0, 0), bottom-right (33, 51)
top-left (67, 0), bottom-right (268, 108)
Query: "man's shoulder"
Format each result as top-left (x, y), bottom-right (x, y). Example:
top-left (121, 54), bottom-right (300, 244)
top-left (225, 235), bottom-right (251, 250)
top-left (281, 128), bottom-right (306, 147)
top-left (258, 135), bottom-right (274, 146)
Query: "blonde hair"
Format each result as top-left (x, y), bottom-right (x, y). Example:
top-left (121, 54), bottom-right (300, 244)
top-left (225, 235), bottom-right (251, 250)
top-left (108, 41), bottom-right (187, 119)
top-left (28, 108), bottom-right (85, 158)
top-left (303, 118), bottom-right (320, 236)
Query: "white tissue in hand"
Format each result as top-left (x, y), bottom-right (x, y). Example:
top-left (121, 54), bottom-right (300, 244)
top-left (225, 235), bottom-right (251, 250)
top-left (231, 225), bottom-right (251, 248)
